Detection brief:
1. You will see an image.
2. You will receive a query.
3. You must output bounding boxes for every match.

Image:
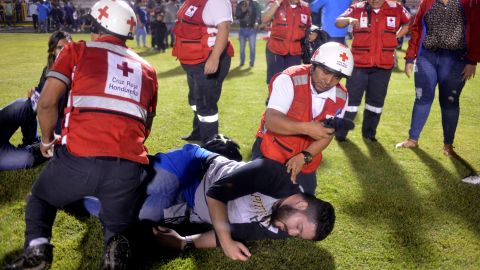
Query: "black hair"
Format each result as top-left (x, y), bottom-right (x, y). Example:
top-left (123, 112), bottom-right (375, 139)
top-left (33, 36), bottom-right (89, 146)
top-left (47, 30), bottom-right (72, 68)
top-left (201, 134), bottom-right (243, 161)
top-left (301, 193), bottom-right (335, 241)
top-left (269, 193), bottom-right (335, 241)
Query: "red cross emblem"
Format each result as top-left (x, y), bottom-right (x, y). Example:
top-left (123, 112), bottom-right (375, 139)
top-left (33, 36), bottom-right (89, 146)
top-left (188, 6), bottom-right (195, 13)
top-left (117, 62), bottom-right (134, 77)
top-left (97, 6), bottom-right (109, 21)
top-left (339, 52), bottom-right (349, 62)
top-left (389, 18), bottom-right (394, 23)
top-left (127, 16), bottom-right (136, 32)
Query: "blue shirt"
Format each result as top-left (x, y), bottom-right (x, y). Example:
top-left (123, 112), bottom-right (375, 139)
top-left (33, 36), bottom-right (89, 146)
top-left (310, 0), bottom-right (350, 38)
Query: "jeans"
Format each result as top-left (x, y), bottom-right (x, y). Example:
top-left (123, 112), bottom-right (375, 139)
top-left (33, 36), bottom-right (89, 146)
top-left (266, 48), bottom-right (301, 84)
top-left (0, 98), bottom-right (39, 170)
top-left (136, 25), bottom-right (147, 47)
top-left (165, 22), bottom-right (175, 47)
top-left (239, 27), bottom-right (257, 66)
top-left (82, 144), bottom-right (213, 223)
top-left (408, 48), bottom-right (466, 144)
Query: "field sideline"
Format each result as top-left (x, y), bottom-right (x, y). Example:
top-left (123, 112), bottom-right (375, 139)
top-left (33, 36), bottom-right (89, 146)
top-left (0, 33), bottom-right (479, 269)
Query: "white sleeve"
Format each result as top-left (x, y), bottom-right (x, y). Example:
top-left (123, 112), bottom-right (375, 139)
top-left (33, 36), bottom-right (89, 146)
top-left (337, 95), bottom-right (348, 118)
top-left (267, 74), bottom-right (295, 115)
top-left (203, 0), bottom-right (233, 26)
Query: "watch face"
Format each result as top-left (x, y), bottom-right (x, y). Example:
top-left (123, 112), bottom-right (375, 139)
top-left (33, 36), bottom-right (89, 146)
top-left (302, 151), bottom-right (312, 163)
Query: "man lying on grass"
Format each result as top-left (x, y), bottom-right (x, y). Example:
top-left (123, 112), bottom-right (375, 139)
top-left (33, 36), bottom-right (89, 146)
top-left (82, 137), bottom-right (335, 261)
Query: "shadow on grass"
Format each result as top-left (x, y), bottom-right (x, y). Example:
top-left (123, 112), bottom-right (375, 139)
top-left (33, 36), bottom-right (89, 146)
top-left (412, 148), bottom-right (480, 237)
top-left (338, 140), bottom-right (433, 264)
top-left (149, 238), bottom-right (335, 270)
top-left (225, 66), bottom-right (254, 80)
top-left (0, 165), bottom-right (43, 208)
top-left (156, 66), bottom-right (184, 78)
top-left (0, 248), bottom-right (22, 268)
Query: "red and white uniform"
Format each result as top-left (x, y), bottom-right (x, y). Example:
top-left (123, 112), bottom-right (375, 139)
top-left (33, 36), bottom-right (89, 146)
top-left (339, 0), bottom-right (411, 69)
top-left (172, 0), bottom-right (234, 64)
top-left (267, 0), bottom-right (311, 56)
top-left (48, 36), bottom-right (158, 164)
top-left (256, 65), bottom-right (348, 173)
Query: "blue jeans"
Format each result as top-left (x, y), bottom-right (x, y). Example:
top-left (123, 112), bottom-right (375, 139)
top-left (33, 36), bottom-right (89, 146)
top-left (0, 98), bottom-right (39, 170)
top-left (239, 27), bottom-right (257, 66)
top-left (136, 25), bottom-right (147, 47)
top-left (165, 22), bottom-right (175, 47)
top-left (408, 48), bottom-right (466, 144)
top-left (83, 144), bottom-right (213, 222)
top-left (266, 48), bottom-right (301, 84)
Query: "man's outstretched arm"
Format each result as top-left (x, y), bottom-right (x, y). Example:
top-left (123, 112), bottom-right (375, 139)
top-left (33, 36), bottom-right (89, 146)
top-left (206, 196), bottom-right (252, 261)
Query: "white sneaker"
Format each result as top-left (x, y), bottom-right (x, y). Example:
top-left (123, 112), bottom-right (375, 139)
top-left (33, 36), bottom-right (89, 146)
top-left (462, 175), bottom-right (480, 185)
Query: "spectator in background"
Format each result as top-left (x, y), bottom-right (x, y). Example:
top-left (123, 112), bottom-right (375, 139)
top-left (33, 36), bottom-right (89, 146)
top-left (0, 4), bottom-right (4, 27)
top-left (14, 0), bottom-right (22, 23)
top-left (37, 0), bottom-right (50, 33)
top-left (63, 1), bottom-right (75, 32)
top-left (262, 0), bottom-right (311, 84)
top-left (235, 0), bottom-right (261, 67)
top-left (5, 0), bottom-right (14, 27)
top-left (151, 12), bottom-right (167, 52)
top-left (29, 0), bottom-right (39, 32)
top-left (0, 31), bottom-right (71, 171)
top-left (50, 2), bottom-right (64, 31)
top-left (162, 0), bottom-right (179, 48)
top-left (301, 24), bottom-right (329, 64)
top-left (310, 0), bottom-right (351, 44)
top-left (395, 0), bottom-right (480, 156)
top-left (334, 0), bottom-right (411, 142)
top-left (134, 0), bottom-right (148, 48)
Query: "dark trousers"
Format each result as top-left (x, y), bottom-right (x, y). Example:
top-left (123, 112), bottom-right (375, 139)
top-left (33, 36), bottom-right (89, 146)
top-left (266, 48), bottom-right (301, 84)
top-left (181, 52), bottom-right (231, 142)
top-left (251, 137), bottom-right (316, 195)
top-left (336, 67), bottom-right (392, 139)
top-left (32, 14), bottom-right (38, 30)
top-left (25, 146), bottom-right (146, 247)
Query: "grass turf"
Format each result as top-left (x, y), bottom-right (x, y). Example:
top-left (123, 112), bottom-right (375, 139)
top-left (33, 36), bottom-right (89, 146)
top-left (0, 33), bottom-right (479, 269)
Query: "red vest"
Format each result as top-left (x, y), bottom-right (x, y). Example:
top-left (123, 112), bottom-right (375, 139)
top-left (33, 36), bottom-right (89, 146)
top-left (268, 0), bottom-right (310, 56)
top-left (257, 65), bottom-right (347, 173)
top-left (59, 39), bottom-right (157, 164)
top-left (350, 1), bottom-right (408, 69)
top-left (172, 0), bottom-right (234, 65)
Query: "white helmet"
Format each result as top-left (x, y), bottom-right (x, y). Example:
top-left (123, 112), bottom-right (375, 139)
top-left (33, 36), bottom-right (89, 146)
top-left (90, 0), bottom-right (137, 40)
top-left (310, 42), bottom-right (354, 77)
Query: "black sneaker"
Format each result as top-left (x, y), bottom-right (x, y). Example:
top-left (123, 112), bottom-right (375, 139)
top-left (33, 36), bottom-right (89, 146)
top-left (5, 243), bottom-right (54, 270)
top-left (102, 235), bottom-right (130, 270)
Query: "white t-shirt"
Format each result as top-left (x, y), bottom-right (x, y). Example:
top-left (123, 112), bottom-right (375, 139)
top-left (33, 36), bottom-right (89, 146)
top-left (201, 0), bottom-right (233, 47)
top-left (267, 73), bottom-right (346, 119)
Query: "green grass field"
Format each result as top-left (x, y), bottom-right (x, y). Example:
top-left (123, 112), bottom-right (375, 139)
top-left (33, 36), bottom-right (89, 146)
top-left (0, 33), bottom-right (479, 269)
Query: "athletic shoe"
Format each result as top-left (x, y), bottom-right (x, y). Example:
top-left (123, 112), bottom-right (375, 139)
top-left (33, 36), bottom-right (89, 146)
top-left (5, 243), bottom-right (53, 270)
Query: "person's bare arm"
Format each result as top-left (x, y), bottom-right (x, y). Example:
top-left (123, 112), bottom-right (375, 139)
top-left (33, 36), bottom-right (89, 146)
top-left (335, 17), bottom-right (359, 29)
top-left (37, 77), bottom-right (67, 157)
top-left (204, 21), bottom-right (230, 75)
top-left (261, 0), bottom-right (282, 24)
top-left (206, 196), bottom-right (251, 261)
top-left (152, 226), bottom-right (217, 249)
top-left (265, 108), bottom-right (334, 140)
top-left (285, 136), bottom-right (333, 182)
top-left (396, 25), bottom-right (409, 39)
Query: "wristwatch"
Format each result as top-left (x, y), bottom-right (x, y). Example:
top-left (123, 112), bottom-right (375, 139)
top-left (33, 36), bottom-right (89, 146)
top-left (183, 235), bottom-right (196, 251)
top-left (301, 151), bottom-right (313, 164)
